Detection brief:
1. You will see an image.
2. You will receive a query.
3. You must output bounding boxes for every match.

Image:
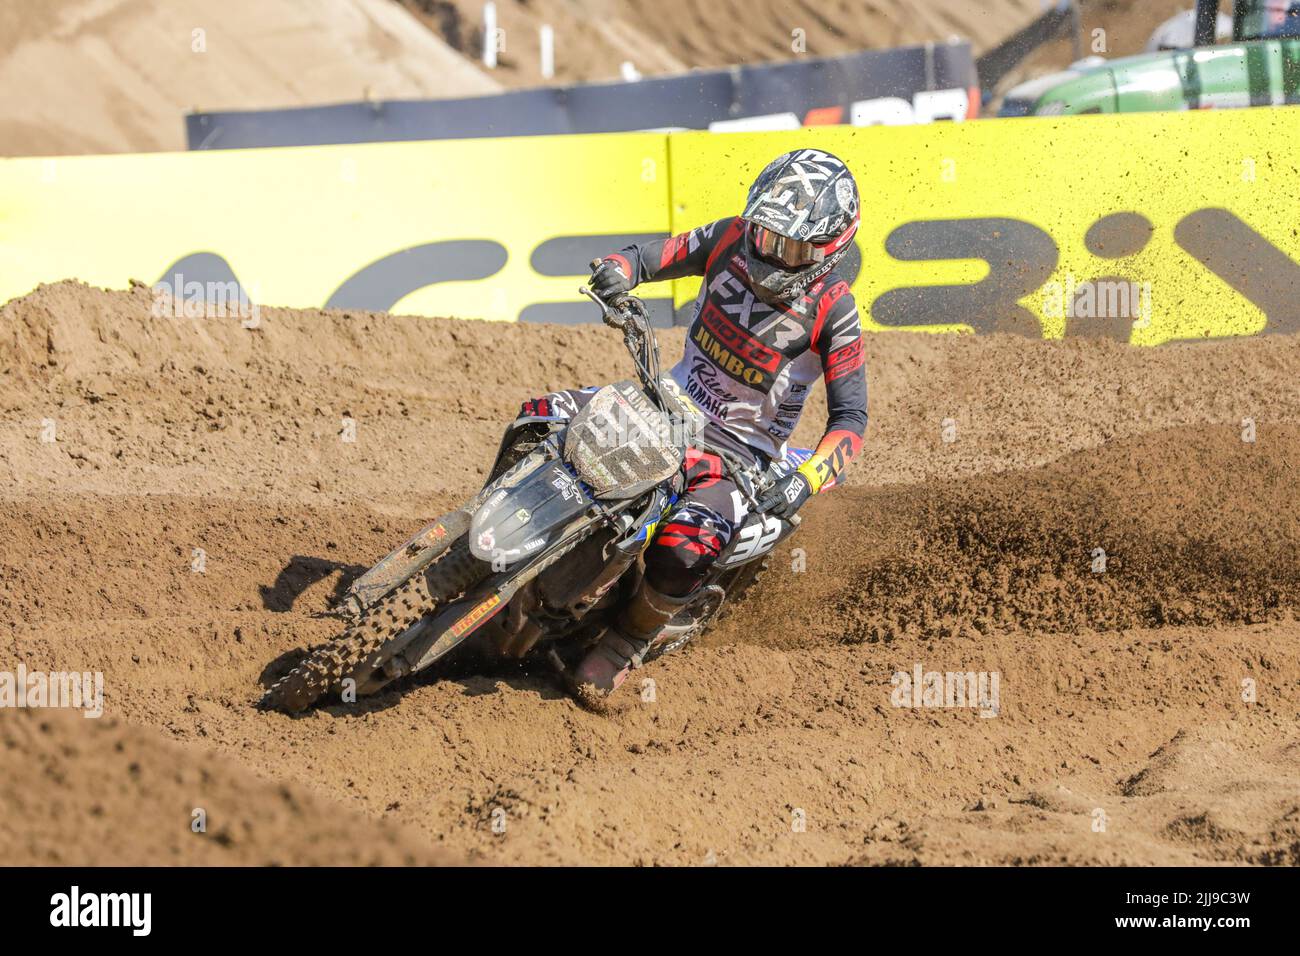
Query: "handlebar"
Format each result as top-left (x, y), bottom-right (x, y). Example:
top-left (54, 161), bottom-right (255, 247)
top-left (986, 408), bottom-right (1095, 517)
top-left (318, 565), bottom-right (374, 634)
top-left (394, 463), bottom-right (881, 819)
top-left (579, 269), bottom-right (664, 417)
top-left (582, 258), bottom-right (645, 330)
top-left (579, 270), bottom-right (797, 527)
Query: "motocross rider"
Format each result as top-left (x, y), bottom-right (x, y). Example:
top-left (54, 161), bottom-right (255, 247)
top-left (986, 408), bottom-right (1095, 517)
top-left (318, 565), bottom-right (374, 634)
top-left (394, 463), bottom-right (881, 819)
top-left (516, 149), bottom-right (868, 703)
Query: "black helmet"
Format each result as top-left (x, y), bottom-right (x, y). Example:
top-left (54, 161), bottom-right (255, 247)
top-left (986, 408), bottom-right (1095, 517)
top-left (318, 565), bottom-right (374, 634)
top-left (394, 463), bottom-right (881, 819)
top-left (741, 149), bottom-right (860, 303)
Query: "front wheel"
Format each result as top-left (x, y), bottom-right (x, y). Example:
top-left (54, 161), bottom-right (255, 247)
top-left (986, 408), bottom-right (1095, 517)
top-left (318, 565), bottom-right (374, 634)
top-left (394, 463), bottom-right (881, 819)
top-left (260, 538), bottom-right (487, 713)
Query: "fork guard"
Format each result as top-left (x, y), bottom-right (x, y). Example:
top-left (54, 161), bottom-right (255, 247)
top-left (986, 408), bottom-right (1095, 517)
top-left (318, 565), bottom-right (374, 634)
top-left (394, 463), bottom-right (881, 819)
top-left (333, 507), bottom-right (475, 622)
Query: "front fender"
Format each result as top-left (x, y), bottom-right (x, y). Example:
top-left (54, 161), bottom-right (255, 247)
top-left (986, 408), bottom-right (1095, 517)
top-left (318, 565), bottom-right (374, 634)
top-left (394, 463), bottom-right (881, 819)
top-left (470, 459), bottom-right (594, 566)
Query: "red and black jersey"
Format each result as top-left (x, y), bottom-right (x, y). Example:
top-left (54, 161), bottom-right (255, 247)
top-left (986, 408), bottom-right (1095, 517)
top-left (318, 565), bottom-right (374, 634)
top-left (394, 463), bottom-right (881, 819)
top-left (605, 216), bottom-right (867, 491)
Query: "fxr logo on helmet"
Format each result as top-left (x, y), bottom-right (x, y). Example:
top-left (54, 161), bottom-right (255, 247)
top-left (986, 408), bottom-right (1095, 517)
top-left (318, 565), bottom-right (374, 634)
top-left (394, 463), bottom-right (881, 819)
top-left (747, 150), bottom-right (855, 232)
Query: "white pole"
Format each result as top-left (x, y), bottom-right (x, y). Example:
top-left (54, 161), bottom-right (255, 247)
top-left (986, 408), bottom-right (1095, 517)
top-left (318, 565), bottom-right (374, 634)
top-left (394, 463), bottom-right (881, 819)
top-left (539, 24), bottom-right (554, 80)
top-left (483, 2), bottom-right (498, 69)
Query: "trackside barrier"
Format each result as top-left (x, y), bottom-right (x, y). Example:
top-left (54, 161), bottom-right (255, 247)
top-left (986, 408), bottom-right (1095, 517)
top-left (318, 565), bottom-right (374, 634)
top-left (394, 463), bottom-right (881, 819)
top-left (1, 106), bottom-right (1298, 344)
top-left (185, 43), bottom-right (977, 149)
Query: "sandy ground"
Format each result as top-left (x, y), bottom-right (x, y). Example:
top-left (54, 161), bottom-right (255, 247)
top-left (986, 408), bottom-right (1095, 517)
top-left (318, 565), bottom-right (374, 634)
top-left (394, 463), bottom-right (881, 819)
top-left (402, 0), bottom-right (1206, 92)
top-left (0, 0), bottom-right (1192, 158)
top-left (1, 280), bottom-right (1298, 865)
top-left (0, 0), bottom-right (499, 157)
top-left (402, 0), bottom-right (1049, 86)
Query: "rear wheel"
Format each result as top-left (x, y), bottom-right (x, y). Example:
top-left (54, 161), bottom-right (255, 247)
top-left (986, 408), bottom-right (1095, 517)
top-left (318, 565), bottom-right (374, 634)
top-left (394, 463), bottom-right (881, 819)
top-left (260, 538), bottom-right (488, 713)
top-left (714, 555), bottom-right (771, 618)
top-left (642, 555), bottom-right (770, 662)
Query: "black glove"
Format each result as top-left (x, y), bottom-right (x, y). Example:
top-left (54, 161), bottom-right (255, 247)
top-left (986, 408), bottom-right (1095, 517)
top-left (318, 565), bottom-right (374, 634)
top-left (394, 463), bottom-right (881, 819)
top-left (757, 470), bottom-right (813, 519)
top-left (589, 257), bottom-right (632, 300)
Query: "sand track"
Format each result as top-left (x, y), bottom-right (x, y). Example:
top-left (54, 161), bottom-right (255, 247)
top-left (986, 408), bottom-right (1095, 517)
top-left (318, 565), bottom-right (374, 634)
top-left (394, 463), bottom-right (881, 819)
top-left (1, 281), bottom-right (1298, 865)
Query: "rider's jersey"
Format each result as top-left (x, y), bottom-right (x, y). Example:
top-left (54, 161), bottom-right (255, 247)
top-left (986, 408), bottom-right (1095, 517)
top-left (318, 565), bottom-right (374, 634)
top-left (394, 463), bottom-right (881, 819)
top-left (604, 216), bottom-right (867, 493)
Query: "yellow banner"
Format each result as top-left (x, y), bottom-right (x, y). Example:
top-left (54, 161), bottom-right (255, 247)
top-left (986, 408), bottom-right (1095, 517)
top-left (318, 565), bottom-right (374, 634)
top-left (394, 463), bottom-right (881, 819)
top-left (2, 108), bottom-right (1298, 343)
top-left (0, 135), bottom-right (670, 324)
top-left (669, 108), bottom-right (1300, 345)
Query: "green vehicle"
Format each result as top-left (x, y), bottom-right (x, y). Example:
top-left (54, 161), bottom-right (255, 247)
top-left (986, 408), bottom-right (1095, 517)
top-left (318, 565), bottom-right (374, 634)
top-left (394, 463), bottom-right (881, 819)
top-left (999, 0), bottom-right (1300, 116)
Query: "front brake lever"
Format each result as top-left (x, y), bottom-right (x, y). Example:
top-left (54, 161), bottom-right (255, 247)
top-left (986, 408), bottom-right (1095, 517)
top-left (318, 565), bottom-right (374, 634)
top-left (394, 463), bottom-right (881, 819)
top-left (579, 285), bottom-right (626, 330)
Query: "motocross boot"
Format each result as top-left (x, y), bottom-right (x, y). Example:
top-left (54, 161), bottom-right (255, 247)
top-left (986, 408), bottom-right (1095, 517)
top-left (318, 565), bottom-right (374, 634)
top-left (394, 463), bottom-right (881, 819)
top-left (571, 577), bottom-right (693, 706)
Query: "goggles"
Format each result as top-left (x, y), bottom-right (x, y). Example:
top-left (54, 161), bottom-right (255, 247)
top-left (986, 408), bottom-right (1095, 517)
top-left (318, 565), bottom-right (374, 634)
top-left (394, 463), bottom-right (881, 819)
top-left (748, 222), bottom-right (826, 268)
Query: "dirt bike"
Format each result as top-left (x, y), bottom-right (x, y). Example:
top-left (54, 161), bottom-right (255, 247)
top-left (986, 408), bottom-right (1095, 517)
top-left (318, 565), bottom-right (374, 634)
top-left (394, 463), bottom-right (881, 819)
top-left (261, 284), bottom-right (821, 714)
